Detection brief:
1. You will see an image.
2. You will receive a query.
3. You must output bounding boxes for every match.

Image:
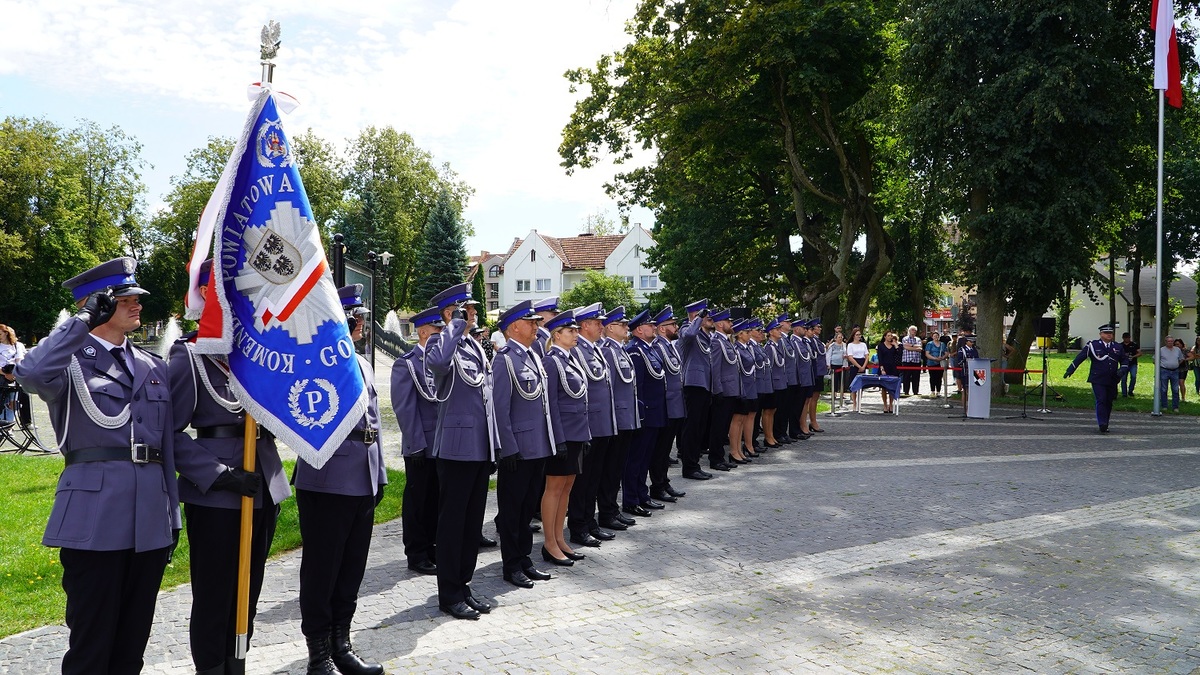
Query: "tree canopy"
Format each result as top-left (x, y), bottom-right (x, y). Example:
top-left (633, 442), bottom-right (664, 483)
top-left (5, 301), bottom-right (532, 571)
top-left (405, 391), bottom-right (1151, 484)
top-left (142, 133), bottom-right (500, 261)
top-left (560, 270), bottom-right (637, 313)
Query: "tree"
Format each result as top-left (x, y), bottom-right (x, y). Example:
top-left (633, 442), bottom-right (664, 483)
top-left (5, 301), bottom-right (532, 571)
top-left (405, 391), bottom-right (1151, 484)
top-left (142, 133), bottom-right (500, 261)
top-left (340, 126), bottom-right (472, 311)
top-left (409, 191), bottom-right (467, 310)
top-left (471, 264), bottom-right (487, 308)
top-left (560, 270), bottom-right (637, 313)
top-left (582, 208), bottom-right (626, 236)
top-left (561, 0), bottom-right (901, 329)
top-left (898, 0), bottom-right (1195, 390)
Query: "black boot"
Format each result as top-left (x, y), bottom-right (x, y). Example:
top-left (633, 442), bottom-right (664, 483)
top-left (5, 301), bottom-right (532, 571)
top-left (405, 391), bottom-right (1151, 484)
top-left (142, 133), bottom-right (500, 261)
top-left (331, 625), bottom-right (383, 675)
top-left (305, 636), bottom-right (338, 675)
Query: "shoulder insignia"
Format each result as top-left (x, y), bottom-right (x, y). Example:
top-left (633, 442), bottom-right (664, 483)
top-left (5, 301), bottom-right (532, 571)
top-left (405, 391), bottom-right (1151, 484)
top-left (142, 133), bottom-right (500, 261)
top-left (132, 344), bottom-right (164, 359)
top-left (497, 345), bottom-right (511, 354)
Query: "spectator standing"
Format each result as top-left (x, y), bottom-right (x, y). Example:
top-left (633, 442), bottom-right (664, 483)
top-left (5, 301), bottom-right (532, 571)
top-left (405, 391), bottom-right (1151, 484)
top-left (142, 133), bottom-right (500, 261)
top-left (924, 331), bottom-right (948, 397)
top-left (1158, 335), bottom-right (1184, 413)
top-left (845, 328), bottom-right (870, 410)
top-left (1175, 338), bottom-right (1190, 404)
top-left (1119, 332), bottom-right (1142, 397)
top-left (826, 330), bottom-right (847, 405)
top-left (900, 325), bottom-right (923, 396)
top-left (876, 331), bottom-right (903, 413)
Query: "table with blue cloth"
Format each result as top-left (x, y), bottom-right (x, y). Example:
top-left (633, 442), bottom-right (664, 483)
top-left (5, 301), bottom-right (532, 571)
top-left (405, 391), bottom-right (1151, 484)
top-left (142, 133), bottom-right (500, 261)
top-left (849, 374), bottom-right (903, 414)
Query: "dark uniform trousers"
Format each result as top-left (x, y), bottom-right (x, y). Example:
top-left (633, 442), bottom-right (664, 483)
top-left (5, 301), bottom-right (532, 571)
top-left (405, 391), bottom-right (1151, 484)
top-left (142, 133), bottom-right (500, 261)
top-left (567, 434), bottom-right (612, 536)
top-left (623, 426), bottom-right (660, 507)
top-left (708, 395), bottom-right (735, 466)
top-left (598, 430), bottom-right (633, 522)
top-left (435, 459), bottom-right (491, 606)
top-left (680, 386), bottom-right (710, 473)
top-left (402, 456), bottom-right (439, 567)
top-left (296, 490), bottom-right (376, 639)
top-left (650, 418), bottom-right (682, 493)
top-left (60, 546), bottom-right (170, 675)
top-left (786, 385), bottom-right (804, 437)
top-left (1093, 380), bottom-right (1118, 427)
top-left (185, 501), bottom-right (278, 670)
top-left (772, 387), bottom-right (791, 439)
top-left (496, 457), bottom-right (548, 574)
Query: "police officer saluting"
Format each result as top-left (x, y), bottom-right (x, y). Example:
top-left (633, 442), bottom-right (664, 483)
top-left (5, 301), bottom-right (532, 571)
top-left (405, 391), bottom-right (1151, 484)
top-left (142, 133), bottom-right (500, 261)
top-left (1065, 324), bottom-right (1127, 433)
top-left (16, 257), bottom-right (181, 675)
top-left (492, 300), bottom-right (556, 589)
top-left (677, 299), bottom-right (714, 480)
top-left (168, 260), bottom-right (290, 675)
top-left (390, 306), bottom-right (445, 576)
top-left (425, 283), bottom-right (496, 620)
top-left (294, 285), bottom-right (386, 675)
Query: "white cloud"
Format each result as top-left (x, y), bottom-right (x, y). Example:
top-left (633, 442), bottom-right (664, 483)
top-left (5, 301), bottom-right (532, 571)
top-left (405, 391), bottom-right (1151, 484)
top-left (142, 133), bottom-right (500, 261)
top-left (0, 0), bottom-right (651, 251)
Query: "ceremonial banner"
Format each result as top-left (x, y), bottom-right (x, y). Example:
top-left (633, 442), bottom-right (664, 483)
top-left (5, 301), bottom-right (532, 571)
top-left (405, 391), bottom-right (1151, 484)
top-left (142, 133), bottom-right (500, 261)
top-left (1152, 0), bottom-right (1183, 108)
top-left (188, 89), bottom-right (366, 469)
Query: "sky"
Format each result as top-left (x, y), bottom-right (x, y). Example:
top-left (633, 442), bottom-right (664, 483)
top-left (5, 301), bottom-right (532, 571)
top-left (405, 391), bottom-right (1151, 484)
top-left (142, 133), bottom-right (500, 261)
top-left (0, 0), bottom-right (654, 257)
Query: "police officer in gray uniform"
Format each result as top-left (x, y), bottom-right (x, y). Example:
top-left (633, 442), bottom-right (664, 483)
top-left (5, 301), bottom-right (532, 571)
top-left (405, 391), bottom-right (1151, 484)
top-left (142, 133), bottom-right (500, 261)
top-left (425, 283), bottom-right (496, 620)
top-left (649, 306), bottom-right (687, 502)
top-left (531, 296), bottom-right (559, 358)
top-left (708, 308), bottom-right (740, 470)
top-left (168, 261), bottom-right (290, 675)
top-left (390, 306), bottom-right (445, 576)
top-left (294, 285), bottom-right (387, 675)
top-left (597, 307), bottom-right (640, 529)
top-left (492, 300), bottom-right (556, 588)
top-left (774, 315), bottom-right (800, 443)
top-left (16, 257), bottom-right (181, 675)
top-left (677, 299), bottom-right (714, 480)
top-left (566, 303), bottom-right (617, 546)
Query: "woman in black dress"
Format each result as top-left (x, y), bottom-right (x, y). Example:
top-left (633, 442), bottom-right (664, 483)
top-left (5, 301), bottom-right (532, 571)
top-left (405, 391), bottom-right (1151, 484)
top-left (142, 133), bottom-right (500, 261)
top-left (876, 331), bottom-right (903, 413)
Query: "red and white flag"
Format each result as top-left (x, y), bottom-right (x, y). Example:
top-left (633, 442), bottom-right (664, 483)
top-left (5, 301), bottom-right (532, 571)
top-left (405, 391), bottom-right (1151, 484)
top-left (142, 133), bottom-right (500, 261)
top-left (1152, 0), bottom-right (1183, 108)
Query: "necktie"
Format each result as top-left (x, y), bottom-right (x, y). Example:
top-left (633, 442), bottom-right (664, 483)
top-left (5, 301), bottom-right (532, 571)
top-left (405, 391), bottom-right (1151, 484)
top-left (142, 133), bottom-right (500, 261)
top-left (110, 347), bottom-right (132, 380)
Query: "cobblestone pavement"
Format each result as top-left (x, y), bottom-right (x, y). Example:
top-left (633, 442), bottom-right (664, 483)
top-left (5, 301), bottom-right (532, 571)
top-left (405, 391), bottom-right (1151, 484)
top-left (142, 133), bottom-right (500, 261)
top-left (5, 377), bottom-right (1200, 673)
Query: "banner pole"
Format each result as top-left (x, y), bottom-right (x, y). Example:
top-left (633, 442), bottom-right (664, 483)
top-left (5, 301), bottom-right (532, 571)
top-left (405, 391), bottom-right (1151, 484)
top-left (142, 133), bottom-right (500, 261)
top-left (234, 414), bottom-right (257, 660)
top-left (1153, 89), bottom-right (1165, 416)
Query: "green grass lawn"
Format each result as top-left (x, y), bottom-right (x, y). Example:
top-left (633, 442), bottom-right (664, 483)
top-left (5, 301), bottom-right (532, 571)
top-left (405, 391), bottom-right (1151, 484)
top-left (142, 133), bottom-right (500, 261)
top-left (0, 458), bottom-right (404, 638)
top-left (995, 352), bottom-right (1198, 414)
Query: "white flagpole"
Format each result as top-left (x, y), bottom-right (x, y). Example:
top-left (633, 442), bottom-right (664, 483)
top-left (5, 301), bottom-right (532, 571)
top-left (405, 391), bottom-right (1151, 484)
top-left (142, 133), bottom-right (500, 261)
top-left (1153, 89), bottom-right (1164, 416)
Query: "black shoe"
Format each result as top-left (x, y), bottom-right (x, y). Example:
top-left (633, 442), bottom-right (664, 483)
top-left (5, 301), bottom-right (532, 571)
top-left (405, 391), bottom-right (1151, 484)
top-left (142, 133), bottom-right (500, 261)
top-left (331, 626), bottom-right (384, 675)
top-left (504, 570), bottom-right (536, 588)
top-left (665, 485), bottom-right (687, 498)
top-left (562, 549), bottom-right (586, 561)
top-left (570, 532), bottom-right (603, 547)
top-left (765, 442), bottom-right (782, 449)
top-left (440, 601), bottom-right (481, 620)
top-left (589, 527), bottom-right (616, 541)
top-left (407, 559), bottom-right (437, 575)
top-left (522, 566), bottom-right (553, 581)
top-left (478, 535), bottom-right (498, 548)
top-left (305, 636), bottom-right (338, 675)
top-left (464, 591), bottom-right (492, 614)
top-left (528, 523), bottom-right (541, 533)
top-left (650, 491), bottom-right (678, 503)
top-left (709, 463), bottom-right (732, 472)
top-left (642, 499), bottom-right (666, 510)
top-left (599, 518), bottom-right (628, 531)
top-left (615, 513), bottom-right (637, 526)
top-left (683, 470), bottom-right (713, 480)
top-left (668, 456), bottom-right (680, 465)
top-left (623, 504), bottom-right (653, 517)
top-left (1100, 424), bottom-right (1110, 433)
top-left (779, 435), bottom-right (794, 444)
top-left (541, 546), bottom-right (574, 566)
top-left (720, 461), bottom-right (739, 469)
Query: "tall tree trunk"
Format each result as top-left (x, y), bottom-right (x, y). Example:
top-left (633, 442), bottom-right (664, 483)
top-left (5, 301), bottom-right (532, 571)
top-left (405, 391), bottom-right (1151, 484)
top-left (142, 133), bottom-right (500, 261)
top-left (1130, 258), bottom-right (1143, 345)
top-left (975, 285), bottom-right (1006, 397)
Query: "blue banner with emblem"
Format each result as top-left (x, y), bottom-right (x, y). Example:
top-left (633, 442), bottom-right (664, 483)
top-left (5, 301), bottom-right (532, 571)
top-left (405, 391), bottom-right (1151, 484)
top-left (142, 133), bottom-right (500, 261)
top-left (192, 89), bottom-right (366, 470)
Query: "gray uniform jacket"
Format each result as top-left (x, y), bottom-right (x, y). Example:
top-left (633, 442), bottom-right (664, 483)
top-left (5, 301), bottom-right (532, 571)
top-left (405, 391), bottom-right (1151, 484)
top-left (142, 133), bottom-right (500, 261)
top-left (426, 318), bottom-right (497, 462)
top-left (652, 335), bottom-right (686, 420)
top-left (16, 317), bottom-right (181, 552)
top-left (168, 340), bottom-right (290, 510)
top-left (792, 335), bottom-right (815, 387)
top-left (780, 334), bottom-right (799, 387)
top-left (767, 339), bottom-right (789, 391)
top-left (492, 339), bottom-right (555, 459)
top-left (677, 319), bottom-right (712, 390)
top-left (293, 355), bottom-right (387, 497)
top-left (390, 344), bottom-right (439, 457)
top-left (545, 345), bottom-right (592, 444)
top-left (751, 341), bottom-right (773, 395)
top-left (572, 336), bottom-right (617, 438)
top-left (735, 341), bottom-right (757, 400)
top-left (601, 337), bottom-right (640, 432)
top-left (812, 335), bottom-right (830, 378)
top-left (709, 332), bottom-right (741, 398)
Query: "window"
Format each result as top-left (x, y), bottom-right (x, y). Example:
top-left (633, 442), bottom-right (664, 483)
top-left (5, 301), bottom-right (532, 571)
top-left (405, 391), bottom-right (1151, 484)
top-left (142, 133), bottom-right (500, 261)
top-left (489, 301), bottom-right (499, 311)
top-left (622, 276), bottom-right (634, 287)
top-left (639, 275), bottom-right (658, 290)
top-left (536, 278), bottom-right (552, 292)
top-left (530, 250), bottom-right (536, 262)
top-left (634, 245), bottom-right (641, 259)
top-left (516, 280), bottom-right (531, 292)
top-left (488, 283), bottom-right (499, 299)
top-left (488, 265), bottom-right (500, 278)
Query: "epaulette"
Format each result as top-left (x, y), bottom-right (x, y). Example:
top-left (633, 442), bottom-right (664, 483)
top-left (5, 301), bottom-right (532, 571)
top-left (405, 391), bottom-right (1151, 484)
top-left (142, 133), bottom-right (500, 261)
top-left (496, 345), bottom-right (511, 354)
top-left (401, 349), bottom-right (418, 360)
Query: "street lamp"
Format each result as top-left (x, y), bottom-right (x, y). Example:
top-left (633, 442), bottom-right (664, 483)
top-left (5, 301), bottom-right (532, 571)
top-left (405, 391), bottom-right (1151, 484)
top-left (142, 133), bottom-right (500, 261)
top-left (366, 250), bottom-right (392, 370)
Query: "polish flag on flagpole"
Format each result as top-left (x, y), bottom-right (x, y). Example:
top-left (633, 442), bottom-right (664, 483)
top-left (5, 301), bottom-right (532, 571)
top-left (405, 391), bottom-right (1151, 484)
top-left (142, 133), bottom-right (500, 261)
top-left (1152, 0), bottom-right (1183, 108)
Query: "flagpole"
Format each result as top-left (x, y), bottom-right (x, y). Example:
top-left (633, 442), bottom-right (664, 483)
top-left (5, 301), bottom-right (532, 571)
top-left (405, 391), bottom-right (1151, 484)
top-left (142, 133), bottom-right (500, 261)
top-left (1152, 89), bottom-right (1164, 417)
top-left (234, 414), bottom-right (258, 660)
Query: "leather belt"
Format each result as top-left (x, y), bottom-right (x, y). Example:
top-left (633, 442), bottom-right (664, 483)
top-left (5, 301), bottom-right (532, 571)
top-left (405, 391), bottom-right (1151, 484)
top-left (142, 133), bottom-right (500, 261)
top-left (348, 428), bottom-right (378, 445)
top-left (195, 423), bottom-right (273, 440)
top-left (65, 445), bottom-right (163, 466)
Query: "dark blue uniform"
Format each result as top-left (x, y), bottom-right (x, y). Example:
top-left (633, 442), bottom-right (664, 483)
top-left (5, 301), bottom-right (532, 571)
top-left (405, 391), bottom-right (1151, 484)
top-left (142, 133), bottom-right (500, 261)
top-left (1065, 338), bottom-right (1126, 431)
